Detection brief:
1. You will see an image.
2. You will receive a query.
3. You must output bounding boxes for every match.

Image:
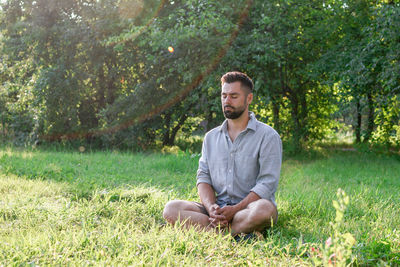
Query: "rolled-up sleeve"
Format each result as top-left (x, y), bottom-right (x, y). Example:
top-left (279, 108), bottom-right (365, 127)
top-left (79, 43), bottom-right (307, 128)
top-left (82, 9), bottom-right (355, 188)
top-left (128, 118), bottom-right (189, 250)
top-left (251, 132), bottom-right (282, 201)
top-left (196, 134), bottom-right (212, 186)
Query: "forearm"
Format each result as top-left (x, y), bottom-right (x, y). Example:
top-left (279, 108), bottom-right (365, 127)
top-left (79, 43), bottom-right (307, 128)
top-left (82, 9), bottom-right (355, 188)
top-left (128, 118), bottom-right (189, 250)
top-left (218, 192), bottom-right (261, 222)
top-left (233, 191), bottom-right (261, 212)
top-left (197, 183), bottom-right (217, 213)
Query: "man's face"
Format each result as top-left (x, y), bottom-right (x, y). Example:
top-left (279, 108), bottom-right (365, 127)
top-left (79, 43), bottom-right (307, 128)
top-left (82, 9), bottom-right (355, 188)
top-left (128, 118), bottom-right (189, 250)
top-left (221, 81), bottom-right (252, 120)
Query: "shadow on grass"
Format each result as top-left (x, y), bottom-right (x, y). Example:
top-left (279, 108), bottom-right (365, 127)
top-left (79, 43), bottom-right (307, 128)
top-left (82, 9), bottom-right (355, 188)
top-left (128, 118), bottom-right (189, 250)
top-left (0, 149), bottom-right (199, 201)
top-left (2, 145), bottom-right (399, 201)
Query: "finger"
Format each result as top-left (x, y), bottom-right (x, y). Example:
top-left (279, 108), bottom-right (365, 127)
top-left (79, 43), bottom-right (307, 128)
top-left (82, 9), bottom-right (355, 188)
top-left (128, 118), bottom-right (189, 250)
top-left (209, 217), bottom-right (226, 228)
top-left (220, 207), bottom-right (231, 213)
top-left (210, 218), bottom-right (225, 228)
top-left (209, 221), bottom-right (217, 228)
top-left (210, 219), bottom-right (226, 228)
top-left (209, 217), bottom-right (221, 224)
top-left (209, 218), bottom-right (218, 227)
top-left (210, 214), bottom-right (226, 220)
top-left (209, 216), bottom-right (225, 224)
top-left (219, 220), bottom-right (228, 226)
top-left (219, 211), bottom-right (228, 218)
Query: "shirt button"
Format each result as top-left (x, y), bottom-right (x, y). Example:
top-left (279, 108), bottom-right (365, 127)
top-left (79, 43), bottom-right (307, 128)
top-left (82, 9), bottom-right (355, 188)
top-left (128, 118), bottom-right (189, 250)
top-left (229, 169), bottom-right (232, 173)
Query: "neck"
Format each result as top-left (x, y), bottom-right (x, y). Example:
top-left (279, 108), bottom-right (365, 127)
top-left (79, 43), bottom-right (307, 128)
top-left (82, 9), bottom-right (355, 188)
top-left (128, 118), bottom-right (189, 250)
top-left (227, 111), bottom-right (250, 133)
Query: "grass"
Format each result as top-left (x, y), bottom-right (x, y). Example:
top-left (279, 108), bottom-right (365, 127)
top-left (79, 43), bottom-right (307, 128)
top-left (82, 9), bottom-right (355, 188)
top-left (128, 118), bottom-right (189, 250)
top-left (0, 145), bottom-right (399, 265)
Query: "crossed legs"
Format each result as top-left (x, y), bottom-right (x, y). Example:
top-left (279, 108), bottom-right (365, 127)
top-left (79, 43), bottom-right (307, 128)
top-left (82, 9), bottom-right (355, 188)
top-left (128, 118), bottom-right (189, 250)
top-left (163, 199), bottom-right (277, 234)
top-left (163, 200), bottom-right (211, 229)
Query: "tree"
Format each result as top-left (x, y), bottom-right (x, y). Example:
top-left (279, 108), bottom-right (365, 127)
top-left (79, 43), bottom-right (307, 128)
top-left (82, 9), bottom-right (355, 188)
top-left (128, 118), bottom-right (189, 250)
top-left (328, 0), bottom-right (400, 144)
top-left (99, 0), bottom-right (252, 148)
top-left (217, 0), bottom-right (340, 151)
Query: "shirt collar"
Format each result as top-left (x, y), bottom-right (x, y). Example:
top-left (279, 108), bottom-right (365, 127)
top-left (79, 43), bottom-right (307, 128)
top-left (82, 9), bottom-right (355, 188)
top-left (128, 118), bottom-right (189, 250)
top-left (219, 111), bottom-right (257, 133)
top-left (247, 112), bottom-right (257, 131)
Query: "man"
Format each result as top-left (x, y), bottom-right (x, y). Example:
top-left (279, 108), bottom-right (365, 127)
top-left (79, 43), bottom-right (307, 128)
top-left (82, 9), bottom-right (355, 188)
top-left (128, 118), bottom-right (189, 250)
top-left (163, 71), bottom-right (282, 236)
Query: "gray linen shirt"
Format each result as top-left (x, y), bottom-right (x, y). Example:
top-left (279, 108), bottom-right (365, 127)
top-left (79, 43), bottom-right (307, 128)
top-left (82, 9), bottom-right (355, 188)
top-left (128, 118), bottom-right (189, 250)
top-left (196, 112), bottom-right (282, 207)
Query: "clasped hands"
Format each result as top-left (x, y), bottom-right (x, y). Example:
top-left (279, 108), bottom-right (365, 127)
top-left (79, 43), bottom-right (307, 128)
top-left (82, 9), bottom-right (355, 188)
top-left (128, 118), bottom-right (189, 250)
top-left (208, 203), bottom-right (238, 228)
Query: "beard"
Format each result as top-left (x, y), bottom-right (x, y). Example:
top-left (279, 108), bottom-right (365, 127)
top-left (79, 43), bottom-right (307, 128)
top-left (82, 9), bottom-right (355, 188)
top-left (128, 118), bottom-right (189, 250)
top-left (223, 105), bottom-right (246, 119)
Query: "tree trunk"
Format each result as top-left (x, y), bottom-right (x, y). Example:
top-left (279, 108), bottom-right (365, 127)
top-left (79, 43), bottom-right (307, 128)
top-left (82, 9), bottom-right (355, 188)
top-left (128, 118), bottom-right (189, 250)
top-left (163, 100), bottom-right (195, 146)
top-left (271, 96), bottom-right (280, 134)
top-left (299, 89), bottom-right (308, 141)
top-left (355, 98), bottom-right (362, 143)
top-left (168, 113), bottom-right (189, 146)
top-left (281, 63), bottom-right (302, 152)
top-left (97, 67), bottom-right (106, 112)
top-left (104, 57), bottom-right (118, 106)
top-left (164, 101), bottom-right (196, 146)
top-left (0, 114), bottom-right (4, 139)
top-left (206, 110), bottom-right (214, 132)
top-left (363, 92), bottom-right (374, 143)
top-left (289, 93), bottom-right (302, 152)
top-left (162, 112), bottom-right (172, 146)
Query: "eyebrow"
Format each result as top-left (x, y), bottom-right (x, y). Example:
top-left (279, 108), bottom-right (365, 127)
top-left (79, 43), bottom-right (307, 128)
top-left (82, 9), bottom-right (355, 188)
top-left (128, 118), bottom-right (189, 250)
top-left (221, 92), bottom-right (240, 95)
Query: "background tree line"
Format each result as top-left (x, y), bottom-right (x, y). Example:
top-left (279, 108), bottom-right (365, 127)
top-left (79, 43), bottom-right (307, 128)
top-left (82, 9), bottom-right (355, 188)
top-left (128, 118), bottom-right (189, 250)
top-left (0, 0), bottom-right (399, 152)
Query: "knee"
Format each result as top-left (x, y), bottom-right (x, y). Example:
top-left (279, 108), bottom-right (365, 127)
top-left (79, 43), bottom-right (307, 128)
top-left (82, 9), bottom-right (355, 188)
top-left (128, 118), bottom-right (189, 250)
top-left (250, 199), bottom-right (277, 223)
top-left (163, 200), bottom-right (182, 223)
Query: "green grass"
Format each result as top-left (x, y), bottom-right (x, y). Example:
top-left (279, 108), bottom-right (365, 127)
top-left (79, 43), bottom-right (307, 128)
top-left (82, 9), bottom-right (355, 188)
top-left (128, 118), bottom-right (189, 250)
top-left (0, 146), bottom-right (399, 265)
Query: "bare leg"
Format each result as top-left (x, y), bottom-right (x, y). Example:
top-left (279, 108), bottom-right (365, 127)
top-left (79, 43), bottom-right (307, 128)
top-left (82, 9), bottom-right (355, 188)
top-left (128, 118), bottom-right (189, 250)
top-left (163, 200), bottom-right (211, 230)
top-left (230, 199), bottom-right (277, 235)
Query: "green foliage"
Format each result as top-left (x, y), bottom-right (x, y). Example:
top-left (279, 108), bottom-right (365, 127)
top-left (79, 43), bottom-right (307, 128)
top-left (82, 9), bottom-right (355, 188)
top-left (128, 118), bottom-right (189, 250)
top-left (0, 0), bottom-right (399, 151)
top-left (327, 1), bottom-right (400, 145)
top-left (100, 0), bottom-right (250, 148)
top-left (372, 95), bottom-right (400, 146)
top-left (175, 135), bottom-right (203, 153)
top-left (217, 0), bottom-right (346, 151)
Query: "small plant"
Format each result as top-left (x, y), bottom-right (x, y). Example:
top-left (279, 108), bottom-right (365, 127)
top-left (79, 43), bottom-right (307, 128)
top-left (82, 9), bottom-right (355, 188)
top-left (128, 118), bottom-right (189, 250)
top-left (312, 188), bottom-right (356, 266)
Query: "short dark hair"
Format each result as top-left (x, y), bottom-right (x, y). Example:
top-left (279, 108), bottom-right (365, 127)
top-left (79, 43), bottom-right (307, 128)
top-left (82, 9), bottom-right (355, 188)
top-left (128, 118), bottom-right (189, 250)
top-left (221, 71), bottom-right (254, 92)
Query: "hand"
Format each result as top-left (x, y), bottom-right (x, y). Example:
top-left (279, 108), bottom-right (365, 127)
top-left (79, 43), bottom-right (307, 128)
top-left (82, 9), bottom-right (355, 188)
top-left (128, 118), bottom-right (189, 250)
top-left (208, 204), bottom-right (228, 228)
top-left (219, 205), bottom-right (239, 223)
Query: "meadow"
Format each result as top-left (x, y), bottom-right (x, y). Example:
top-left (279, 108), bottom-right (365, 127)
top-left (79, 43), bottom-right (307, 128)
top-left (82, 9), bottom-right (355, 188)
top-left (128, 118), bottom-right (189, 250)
top-left (0, 146), bottom-right (399, 265)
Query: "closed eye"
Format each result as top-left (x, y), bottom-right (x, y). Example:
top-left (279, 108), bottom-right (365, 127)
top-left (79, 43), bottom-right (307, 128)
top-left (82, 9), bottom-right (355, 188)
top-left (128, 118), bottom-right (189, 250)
top-left (221, 93), bottom-right (239, 99)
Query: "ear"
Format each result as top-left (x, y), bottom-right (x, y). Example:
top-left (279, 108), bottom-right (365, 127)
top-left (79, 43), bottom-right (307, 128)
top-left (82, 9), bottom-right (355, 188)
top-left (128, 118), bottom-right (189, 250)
top-left (247, 93), bottom-right (253, 105)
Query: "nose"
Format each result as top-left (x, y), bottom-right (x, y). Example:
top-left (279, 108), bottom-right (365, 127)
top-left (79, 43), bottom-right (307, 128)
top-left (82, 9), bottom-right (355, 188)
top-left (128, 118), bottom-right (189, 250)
top-left (223, 96), bottom-right (232, 105)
